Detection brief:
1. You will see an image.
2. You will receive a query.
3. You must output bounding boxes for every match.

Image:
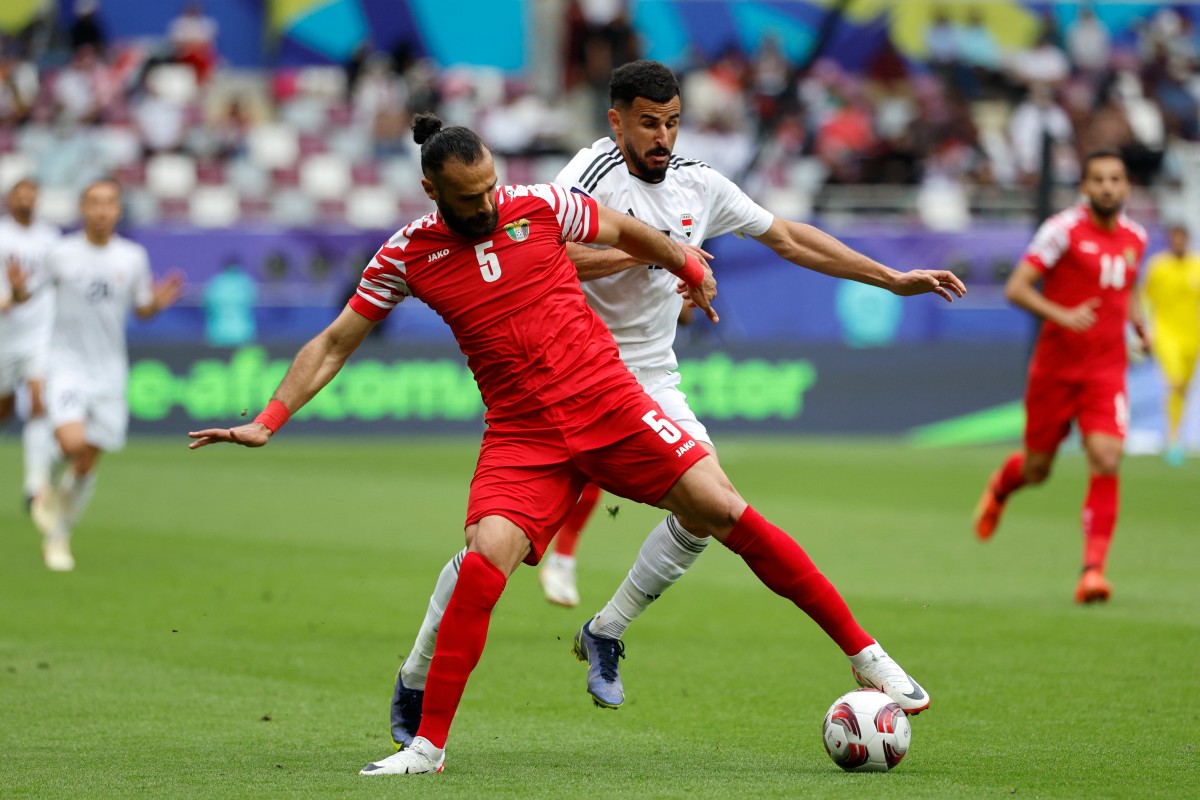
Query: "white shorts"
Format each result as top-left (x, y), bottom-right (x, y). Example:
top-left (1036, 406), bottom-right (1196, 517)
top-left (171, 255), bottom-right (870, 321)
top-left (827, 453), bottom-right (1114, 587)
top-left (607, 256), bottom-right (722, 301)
top-left (635, 367), bottom-right (712, 447)
top-left (45, 374), bottom-right (129, 452)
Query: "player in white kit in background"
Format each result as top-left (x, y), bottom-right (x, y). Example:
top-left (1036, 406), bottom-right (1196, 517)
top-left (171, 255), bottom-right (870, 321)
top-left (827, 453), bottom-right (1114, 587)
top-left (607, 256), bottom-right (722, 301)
top-left (0, 178), bottom-right (61, 515)
top-left (26, 179), bottom-right (183, 571)
top-left (386, 60), bottom-right (963, 748)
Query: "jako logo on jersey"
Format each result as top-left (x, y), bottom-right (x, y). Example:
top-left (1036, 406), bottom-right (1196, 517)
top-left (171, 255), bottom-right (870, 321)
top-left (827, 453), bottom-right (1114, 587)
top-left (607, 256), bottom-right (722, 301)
top-left (675, 439), bottom-right (696, 457)
top-left (681, 213), bottom-right (694, 239)
top-left (505, 218), bottom-right (531, 242)
top-left (428, 248), bottom-right (450, 262)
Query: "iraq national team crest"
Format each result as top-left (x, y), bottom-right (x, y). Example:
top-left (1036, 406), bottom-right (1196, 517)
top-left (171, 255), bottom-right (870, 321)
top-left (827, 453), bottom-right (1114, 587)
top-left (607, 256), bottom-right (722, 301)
top-left (680, 213), bottom-right (695, 239)
top-left (505, 218), bottom-right (531, 242)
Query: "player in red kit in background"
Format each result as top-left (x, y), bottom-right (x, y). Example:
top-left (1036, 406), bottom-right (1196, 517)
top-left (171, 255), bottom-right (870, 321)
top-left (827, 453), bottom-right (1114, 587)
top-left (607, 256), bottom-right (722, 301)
top-left (974, 151), bottom-right (1149, 603)
top-left (190, 113), bottom-right (935, 777)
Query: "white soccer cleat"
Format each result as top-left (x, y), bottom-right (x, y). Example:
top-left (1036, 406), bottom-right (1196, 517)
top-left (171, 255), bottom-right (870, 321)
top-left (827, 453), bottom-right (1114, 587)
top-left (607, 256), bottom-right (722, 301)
top-left (849, 644), bottom-right (930, 715)
top-left (359, 736), bottom-right (445, 776)
top-left (42, 537), bottom-right (75, 572)
top-left (539, 553), bottom-right (580, 607)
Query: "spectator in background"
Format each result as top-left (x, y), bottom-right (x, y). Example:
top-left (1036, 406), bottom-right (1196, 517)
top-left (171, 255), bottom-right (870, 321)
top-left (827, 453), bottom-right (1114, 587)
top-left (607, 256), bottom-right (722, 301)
top-left (210, 95), bottom-right (251, 160)
top-left (53, 44), bottom-right (113, 125)
top-left (1010, 28), bottom-right (1070, 89)
top-left (815, 85), bottom-right (876, 184)
top-left (169, 2), bottom-right (219, 84)
top-left (204, 256), bottom-right (257, 347)
top-left (1067, 6), bottom-right (1112, 76)
top-left (69, 0), bottom-right (106, 55)
top-left (1008, 83), bottom-right (1076, 184)
top-left (133, 76), bottom-right (187, 156)
top-left (0, 46), bottom-right (37, 126)
top-left (925, 8), bottom-right (959, 71)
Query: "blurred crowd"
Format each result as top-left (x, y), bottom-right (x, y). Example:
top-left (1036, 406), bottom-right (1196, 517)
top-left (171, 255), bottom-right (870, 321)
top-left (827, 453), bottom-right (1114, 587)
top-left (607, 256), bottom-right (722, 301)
top-left (2, 1), bottom-right (1200, 229)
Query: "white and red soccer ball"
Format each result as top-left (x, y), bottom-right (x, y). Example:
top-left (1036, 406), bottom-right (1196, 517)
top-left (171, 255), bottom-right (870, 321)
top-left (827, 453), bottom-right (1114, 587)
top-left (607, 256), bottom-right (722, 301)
top-left (821, 688), bottom-right (912, 772)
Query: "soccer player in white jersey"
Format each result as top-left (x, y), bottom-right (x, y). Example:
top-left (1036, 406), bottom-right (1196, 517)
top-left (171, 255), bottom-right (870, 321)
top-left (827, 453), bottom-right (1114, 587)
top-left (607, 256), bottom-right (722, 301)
top-left (28, 179), bottom-right (183, 571)
top-left (0, 178), bottom-right (61, 514)
top-left (387, 60), bottom-right (964, 745)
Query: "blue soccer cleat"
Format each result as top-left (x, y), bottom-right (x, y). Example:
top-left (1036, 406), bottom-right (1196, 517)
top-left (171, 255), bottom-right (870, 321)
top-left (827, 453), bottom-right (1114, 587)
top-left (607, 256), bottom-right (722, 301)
top-left (571, 620), bottom-right (625, 709)
top-left (390, 666), bottom-right (424, 750)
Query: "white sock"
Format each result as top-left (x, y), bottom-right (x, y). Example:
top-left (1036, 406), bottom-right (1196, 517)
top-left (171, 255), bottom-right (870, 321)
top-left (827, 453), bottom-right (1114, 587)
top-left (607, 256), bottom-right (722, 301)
top-left (22, 416), bottom-right (56, 499)
top-left (592, 515), bottom-right (709, 640)
top-left (401, 547), bottom-right (465, 690)
top-left (56, 470), bottom-right (97, 538)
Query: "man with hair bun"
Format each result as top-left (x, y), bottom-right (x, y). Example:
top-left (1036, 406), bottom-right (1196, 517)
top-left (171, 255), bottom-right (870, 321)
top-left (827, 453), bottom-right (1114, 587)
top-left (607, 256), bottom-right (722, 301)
top-left (192, 112), bottom-right (942, 776)
top-left (390, 59), bottom-right (965, 750)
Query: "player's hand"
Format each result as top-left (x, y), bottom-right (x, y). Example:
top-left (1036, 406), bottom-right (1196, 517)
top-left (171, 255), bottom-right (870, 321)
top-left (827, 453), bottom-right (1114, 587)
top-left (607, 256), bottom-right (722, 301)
top-left (687, 263), bottom-right (719, 323)
top-left (674, 244), bottom-right (713, 295)
top-left (153, 270), bottom-right (186, 311)
top-left (1057, 298), bottom-right (1100, 332)
top-left (891, 269), bottom-right (966, 302)
top-left (188, 422), bottom-right (272, 449)
top-left (6, 255), bottom-right (29, 304)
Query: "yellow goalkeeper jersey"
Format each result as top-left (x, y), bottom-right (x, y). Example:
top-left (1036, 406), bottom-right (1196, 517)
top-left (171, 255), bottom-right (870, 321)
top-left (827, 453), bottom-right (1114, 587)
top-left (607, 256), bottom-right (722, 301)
top-left (1143, 251), bottom-right (1200, 343)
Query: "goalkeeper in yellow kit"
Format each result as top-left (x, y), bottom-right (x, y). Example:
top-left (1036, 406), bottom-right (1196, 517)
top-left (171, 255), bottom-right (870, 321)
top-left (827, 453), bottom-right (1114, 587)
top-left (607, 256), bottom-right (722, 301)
top-left (1142, 224), bottom-right (1200, 465)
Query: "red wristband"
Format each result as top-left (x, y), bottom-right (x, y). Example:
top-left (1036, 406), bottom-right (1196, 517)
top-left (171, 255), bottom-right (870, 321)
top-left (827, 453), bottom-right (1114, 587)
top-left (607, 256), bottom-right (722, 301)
top-left (675, 250), bottom-right (706, 288)
top-left (254, 399), bottom-right (290, 433)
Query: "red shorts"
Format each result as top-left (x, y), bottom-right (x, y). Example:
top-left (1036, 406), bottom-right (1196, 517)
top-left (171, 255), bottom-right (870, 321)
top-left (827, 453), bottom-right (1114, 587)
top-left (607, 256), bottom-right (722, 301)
top-left (1024, 371), bottom-right (1128, 453)
top-left (465, 375), bottom-right (709, 565)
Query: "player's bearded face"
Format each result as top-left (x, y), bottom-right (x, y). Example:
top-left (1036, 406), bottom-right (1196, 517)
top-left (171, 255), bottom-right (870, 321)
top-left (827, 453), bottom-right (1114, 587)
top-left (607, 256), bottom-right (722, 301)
top-left (614, 96), bottom-right (682, 183)
top-left (439, 200), bottom-right (499, 239)
top-left (1082, 158), bottom-right (1129, 218)
top-left (431, 156), bottom-right (500, 239)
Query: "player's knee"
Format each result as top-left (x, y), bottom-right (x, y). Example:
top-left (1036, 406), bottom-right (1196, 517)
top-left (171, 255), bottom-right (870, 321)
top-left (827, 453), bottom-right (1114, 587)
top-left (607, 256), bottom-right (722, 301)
top-left (1023, 463), bottom-right (1051, 484)
top-left (1090, 455), bottom-right (1121, 476)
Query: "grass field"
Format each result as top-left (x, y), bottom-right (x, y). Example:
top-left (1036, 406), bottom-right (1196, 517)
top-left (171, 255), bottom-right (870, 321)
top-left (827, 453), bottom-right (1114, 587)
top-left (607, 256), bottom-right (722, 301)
top-left (1, 436), bottom-right (1197, 799)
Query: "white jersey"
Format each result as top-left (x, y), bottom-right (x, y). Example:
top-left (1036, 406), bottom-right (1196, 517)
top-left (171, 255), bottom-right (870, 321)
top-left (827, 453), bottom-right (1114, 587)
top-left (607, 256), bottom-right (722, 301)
top-left (45, 232), bottom-right (152, 393)
top-left (554, 137), bottom-right (774, 371)
top-left (0, 215), bottom-right (61, 364)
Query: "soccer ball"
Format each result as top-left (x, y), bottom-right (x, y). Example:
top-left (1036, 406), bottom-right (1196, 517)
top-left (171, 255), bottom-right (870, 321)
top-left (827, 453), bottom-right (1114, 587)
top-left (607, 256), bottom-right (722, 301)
top-left (821, 688), bottom-right (911, 772)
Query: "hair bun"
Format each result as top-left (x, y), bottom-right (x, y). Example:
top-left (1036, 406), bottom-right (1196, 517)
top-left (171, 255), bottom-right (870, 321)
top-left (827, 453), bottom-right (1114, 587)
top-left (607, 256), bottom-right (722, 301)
top-left (412, 112), bottom-right (445, 145)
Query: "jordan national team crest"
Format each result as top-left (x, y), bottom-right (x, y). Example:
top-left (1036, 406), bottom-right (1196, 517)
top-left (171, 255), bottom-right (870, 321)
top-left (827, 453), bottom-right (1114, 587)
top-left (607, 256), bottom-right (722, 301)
top-left (505, 218), bottom-right (531, 242)
top-left (680, 213), bottom-right (694, 239)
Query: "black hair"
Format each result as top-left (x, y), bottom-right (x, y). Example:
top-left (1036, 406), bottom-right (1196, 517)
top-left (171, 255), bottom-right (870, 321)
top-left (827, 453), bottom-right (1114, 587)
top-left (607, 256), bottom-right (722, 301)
top-left (609, 60), bottom-right (680, 108)
top-left (1081, 150), bottom-right (1126, 178)
top-left (411, 112), bottom-right (487, 176)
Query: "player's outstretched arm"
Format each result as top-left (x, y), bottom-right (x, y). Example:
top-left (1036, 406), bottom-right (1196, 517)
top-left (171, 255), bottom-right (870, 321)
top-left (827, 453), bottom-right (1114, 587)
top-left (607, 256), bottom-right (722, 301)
top-left (136, 270), bottom-right (186, 319)
top-left (591, 204), bottom-right (719, 321)
top-left (752, 217), bottom-right (966, 302)
top-left (188, 305), bottom-right (378, 449)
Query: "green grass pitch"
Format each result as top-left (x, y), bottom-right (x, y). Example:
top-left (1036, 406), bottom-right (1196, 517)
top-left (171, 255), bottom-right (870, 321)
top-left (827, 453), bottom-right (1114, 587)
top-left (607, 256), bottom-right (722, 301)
top-left (1, 436), bottom-right (1197, 798)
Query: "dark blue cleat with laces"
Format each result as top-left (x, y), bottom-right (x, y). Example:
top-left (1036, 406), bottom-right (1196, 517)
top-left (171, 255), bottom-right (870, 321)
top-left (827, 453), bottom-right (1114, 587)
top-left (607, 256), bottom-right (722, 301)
top-left (571, 620), bottom-right (625, 709)
top-left (390, 665), bottom-right (425, 750)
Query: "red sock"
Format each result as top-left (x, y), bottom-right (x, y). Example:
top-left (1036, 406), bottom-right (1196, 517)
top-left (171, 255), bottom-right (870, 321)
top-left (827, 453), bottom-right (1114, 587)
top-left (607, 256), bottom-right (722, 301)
top-left (416, 551), bottom-right (507, 749)
top-left (993, 452), bottom-right (1027, 502)
top-left (722, 506), bottom-right (873, 656)
top-left (1082, 474), bottom-right (1119, 572)
top-left (553, 483), bottom-right (600, 558)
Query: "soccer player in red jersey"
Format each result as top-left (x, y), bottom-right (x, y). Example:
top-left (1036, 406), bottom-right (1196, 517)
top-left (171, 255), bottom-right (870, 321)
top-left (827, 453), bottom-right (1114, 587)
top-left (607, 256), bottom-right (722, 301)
top-left (974, 151), bottom-right (1150, 604)
top-left (190, 113), bottom-right (933, 776)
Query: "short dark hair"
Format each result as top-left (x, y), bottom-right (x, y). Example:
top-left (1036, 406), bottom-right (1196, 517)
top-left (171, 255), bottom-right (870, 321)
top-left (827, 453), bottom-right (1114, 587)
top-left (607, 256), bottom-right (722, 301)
top-left (1081, 150), bottom-right (1127, 178)
top-left (82, 177), bottom-right (121, 200)
top-left (411, 112), bottom-right (487, 177)
top-left (610, 60), bottom-right (680, 109)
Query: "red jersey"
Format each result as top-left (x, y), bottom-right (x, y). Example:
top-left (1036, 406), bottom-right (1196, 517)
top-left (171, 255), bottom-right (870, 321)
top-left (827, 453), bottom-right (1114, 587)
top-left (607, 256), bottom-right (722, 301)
top-left (1022, 205), bottom-right (1147, 381)
top-left (350, 183), bottom-right (628, 423)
